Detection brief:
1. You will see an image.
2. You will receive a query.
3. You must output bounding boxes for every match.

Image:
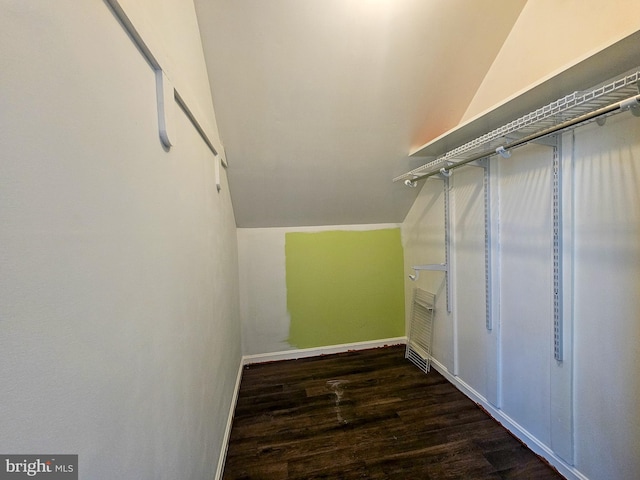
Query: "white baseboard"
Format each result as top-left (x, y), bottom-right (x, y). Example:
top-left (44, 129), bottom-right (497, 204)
top-left (242, 337), bottom-right (407, 365)
top-left (429, 358), bottom-right (588, 480)
top-left (214, 359), bottom-right (244, 480)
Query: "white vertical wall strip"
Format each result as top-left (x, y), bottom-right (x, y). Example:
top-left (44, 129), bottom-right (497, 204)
top-left (549, 132), bottom-right (575, 465)
top-left (487, 155), bottom-right (502, 408)
top-left (451, 165), bottom-right (492, 398)
top-left (446, 176), bottom-right (460, 377)
top-left (571, 114), bottom-right (640, 479)
top-left (498, 142), bottom-right (554, 446)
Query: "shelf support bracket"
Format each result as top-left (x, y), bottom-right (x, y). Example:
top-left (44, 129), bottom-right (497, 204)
top-left (552, 135), bottom-right (563, 361)
top-left (496, 146), bottom-right (511, 158)
top-left (480, 158), bottom-right (493, 331)
top-left (443, 175), bottom-right (452, 313)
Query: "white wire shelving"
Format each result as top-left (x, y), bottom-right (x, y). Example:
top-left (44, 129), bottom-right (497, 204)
top-left (395, 67), bottom-right (640, 184)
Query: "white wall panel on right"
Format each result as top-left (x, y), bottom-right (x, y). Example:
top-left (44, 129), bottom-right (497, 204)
top-left (451, 166), bottom-right (492, 399)
top-left (498, 143), bottom-right (554, 446)
top-left (572, 114), bottom-right (640, 480)
top-left (462, 0), bottom-right (640, 122)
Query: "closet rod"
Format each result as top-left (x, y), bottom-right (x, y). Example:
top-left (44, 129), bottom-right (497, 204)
top-left (405, 94), bottom-right (640, 183)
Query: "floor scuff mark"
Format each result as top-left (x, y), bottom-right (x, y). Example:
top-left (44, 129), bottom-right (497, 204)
top-left (326, 379), bottom-right (350, 424)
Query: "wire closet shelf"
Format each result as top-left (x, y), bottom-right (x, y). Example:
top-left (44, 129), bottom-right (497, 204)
top-left (394, 67), bottom-right (640, 184)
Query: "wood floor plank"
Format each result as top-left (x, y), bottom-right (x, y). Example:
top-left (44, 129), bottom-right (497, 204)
top-left (223, 345), bottom-right (564, 479)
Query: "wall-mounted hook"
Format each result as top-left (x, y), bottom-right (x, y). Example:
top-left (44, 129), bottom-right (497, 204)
top-left (439, 167), bottom-right (451, 177)
top-left (215, 154), bottom-right (222, 192)
top-left (409, 271), bottom-right (418, 281)
top-left (496, 146), bottom-right (511, 158)
top-left (156, 70), bottom-right (175, 149)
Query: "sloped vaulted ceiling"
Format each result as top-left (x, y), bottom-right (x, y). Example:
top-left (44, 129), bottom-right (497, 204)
top-left (194, 0), bottom-right (527, 227)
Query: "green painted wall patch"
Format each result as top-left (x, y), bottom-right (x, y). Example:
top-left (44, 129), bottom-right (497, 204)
top-left (285, 228), bottom-right (405, 349)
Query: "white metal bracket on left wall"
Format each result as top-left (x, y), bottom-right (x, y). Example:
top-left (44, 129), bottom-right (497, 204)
top-left (156, 70), bottom-right (175, 148)
top-left (105, 0), bottom-right (228, 168)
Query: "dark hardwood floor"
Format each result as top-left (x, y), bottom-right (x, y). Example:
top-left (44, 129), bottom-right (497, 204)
top-left (223, 345), bottom-right (564, 479)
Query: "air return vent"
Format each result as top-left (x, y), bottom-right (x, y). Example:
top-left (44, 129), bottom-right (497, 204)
top-left (406, 288), bottom-right (436, 373)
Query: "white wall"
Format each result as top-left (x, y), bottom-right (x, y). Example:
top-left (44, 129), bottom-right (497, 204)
top-left (571, 115), bottom-right (640, 480)
top-left (403, 5), bottom-right (640, 478)
top-left (237, 224), bottom-right (402, 356)
top-left (462, 0), bottom-right (640, 122)
top-left (449, 165), bottom-right (498, 406)
top-left (401, 181), bottom-right (453, 370)
top-left (0, 2), bottom-right (241, 479)
top-left (402, 112), bottom-right (640, 479)
top-left (237, 228), bottom-right (291, 355)
top-left (497, 143), bottom-right (555, 447)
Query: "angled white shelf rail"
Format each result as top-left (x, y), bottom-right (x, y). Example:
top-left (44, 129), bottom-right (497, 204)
top-left (395, 67), bottom-right (640, 184)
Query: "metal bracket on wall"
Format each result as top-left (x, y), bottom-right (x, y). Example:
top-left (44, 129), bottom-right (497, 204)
top-left (551, 136), bottom-right (563, 362)
top-left (443, 175), bottom-right (452, 313)
top-left (530, 135), bottom-right (564, 361)
top-left (481, 158), bottom-right (493, 331)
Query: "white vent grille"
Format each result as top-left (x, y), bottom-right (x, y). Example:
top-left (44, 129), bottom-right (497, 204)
top-left (406, 288), bottom-right (436, 373)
